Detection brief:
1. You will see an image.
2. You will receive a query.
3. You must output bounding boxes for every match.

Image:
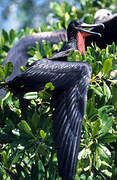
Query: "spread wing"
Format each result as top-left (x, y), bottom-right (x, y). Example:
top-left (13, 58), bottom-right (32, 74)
top-left (51, 67), bottom-right (91, 180)
top-left (6, 59), bottom-right (77, 93)
top-left (3, 30), bottom-right (67, 80)
top-left (0, 30), bottom-right (67, 98)
top-left (6, 59), bottom-right (91, 93)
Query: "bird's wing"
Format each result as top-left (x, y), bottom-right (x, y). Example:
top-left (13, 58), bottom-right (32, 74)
top-left (3, 30), bottom-right (67, 80)
top-left (4, 30), bottom-right (67, 67)
top-left (51, 65), bottom-right (91, 180)
top-left (7, 59), bottom-right (91, 93)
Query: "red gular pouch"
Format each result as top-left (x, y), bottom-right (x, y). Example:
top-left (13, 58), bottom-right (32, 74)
top-left (76, 32), bottom-right (93, 54)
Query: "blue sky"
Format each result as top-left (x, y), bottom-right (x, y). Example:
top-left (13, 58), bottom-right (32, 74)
top-left (0, 0), bottom-right (81, 32)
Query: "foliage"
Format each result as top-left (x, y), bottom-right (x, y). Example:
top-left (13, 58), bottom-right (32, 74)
top-left (0, 1), bottom-right (117, 180)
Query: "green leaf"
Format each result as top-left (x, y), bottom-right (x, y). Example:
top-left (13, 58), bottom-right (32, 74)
top-left (79, 174), bottom-right (86, 180)
top-left (78, 148), bottom-right (91, 160)
top-left (0, 34), bottom-right (4, 45)
top-left (101, 170), bottom-right (112, 178)
top-left (18, 120), bottom-right (34, 137)
top-left (4, 62), bottom-right (13, 79)
top-left (28, 56), bottom-right (38, 65)
top-left (12, 129), bottom-right (20, 136)
top-left (98, 144), bottom-right (111, 159)
top-left (20, 65), bottom-right (27, 72)
top-left (103, 58), bottom-right (112, 74)
top-left (45, 82), bottom-right (55, 91)
top-left (40, 129), bottom-right (46, 139)
top-left (108, 42), bottom-right (116, 54)
top-left (9, 29), bottom-right (15, 43)
top-left (2, 29), bottom-right (8, 41)
top-left (31, 112), bottom-right (40, 131)
top-left (2, 45), bottom-right (10, 52)
top-left (35, 51), bottom-right (42, 59)
top-left (91, 118), bottom-right (101, 136)
top-left (99, 116), bottom-right (113, 136)
top-left (87, 176), bottom-right (93, 180)
top-left (101, 161), bottom-right (112, 168)
top-left (96, 157), bottom-right (101, 170)
top-left (1, 151), bottom-right (7, 164)
top-left (0, 65), bottom-right (4, 81)
top-left (111, 85), bottom-right (117, 109)
top-left (24, 92), bottom-right (38, 100)
top-left (101, 133), bottom-right (117, 143)
top-left (103, 82), bottom-right (111, 102)
top-left (98, 105), bottom-right (114, 136)
top-left (90, 85), bottom-right (103, 97)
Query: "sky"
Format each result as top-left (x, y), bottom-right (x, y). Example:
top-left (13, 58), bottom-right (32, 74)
top-left (0, 3), bottom-right (19, 31)
top-left (0, 0), bottom-right (81, 32)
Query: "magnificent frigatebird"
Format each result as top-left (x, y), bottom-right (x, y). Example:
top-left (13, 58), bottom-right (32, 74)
top-left (0, 20), bottom-right (103, 180)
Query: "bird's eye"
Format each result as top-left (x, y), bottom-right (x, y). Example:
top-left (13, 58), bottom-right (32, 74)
top-left (107, 13), bottom-right (111, 16)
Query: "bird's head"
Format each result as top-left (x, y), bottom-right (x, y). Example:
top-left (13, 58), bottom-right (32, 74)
top-left (94, 9), bottom-right (112, 24)
top-left (67, 19), bottom-right (104, 54)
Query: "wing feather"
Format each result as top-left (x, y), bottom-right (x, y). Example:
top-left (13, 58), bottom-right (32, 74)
top-left (52, 69), bottom-right (91, 180)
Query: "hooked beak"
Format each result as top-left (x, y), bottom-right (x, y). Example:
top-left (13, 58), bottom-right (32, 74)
top-left (79, 22), bottom-right (104, 29)
top-left (76, 23), bottom-right (104, 37)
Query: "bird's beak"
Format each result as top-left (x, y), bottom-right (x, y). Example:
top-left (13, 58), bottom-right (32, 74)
top-left (79, 22), bottom-right (104, 29)
top-left (76, 23), bottom-right (105, 37)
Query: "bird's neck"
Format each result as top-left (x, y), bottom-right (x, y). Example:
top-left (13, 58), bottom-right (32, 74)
top-left (76, 32), bottom-right (86, 54)
top-left (67, 38), bottom-right (78, 50)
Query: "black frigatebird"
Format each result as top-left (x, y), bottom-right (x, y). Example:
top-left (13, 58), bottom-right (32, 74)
top-left (0, 20), bottom-right (103, 180)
